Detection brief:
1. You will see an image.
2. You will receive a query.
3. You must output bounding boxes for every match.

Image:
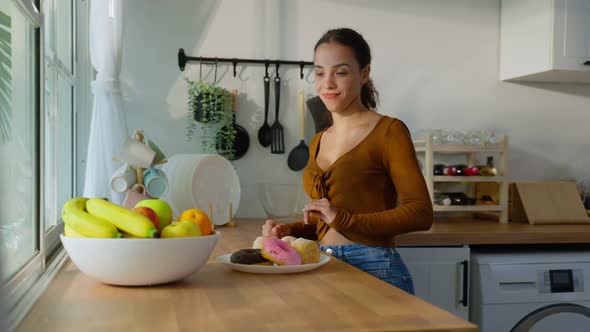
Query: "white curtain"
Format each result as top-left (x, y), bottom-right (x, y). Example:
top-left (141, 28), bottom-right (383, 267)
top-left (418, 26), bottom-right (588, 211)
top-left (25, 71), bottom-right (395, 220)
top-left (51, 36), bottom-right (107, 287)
top-left (83, 0), bottom-right (127, 204)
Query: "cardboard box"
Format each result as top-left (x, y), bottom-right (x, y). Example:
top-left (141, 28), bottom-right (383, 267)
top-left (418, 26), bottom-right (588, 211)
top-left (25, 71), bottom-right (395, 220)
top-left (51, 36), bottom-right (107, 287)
top-left (510, 182), bottom-right (590, 224)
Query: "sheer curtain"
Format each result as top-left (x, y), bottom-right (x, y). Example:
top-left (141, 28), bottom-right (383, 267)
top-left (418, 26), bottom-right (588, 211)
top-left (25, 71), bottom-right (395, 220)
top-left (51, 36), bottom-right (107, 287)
top-left (83, 0), bottom-right (127, 204)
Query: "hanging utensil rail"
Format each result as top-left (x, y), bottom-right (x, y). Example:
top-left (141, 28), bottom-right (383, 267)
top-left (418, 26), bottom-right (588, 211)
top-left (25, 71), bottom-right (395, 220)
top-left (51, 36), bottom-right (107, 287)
top-left (178, 48), bottom-right (313, 79)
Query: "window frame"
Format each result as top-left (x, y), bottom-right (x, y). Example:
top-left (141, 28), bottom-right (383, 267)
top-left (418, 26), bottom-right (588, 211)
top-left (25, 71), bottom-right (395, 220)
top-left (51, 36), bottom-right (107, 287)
top-left (42, 0), bottom-right (76, 259)
top-left (1, 0), bottom-right (86, 329)
top-left (1, 0), bottom-right (44, 328)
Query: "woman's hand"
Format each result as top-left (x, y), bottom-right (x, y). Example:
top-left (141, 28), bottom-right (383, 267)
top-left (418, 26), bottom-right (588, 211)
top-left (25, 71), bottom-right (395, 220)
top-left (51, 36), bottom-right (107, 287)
top-left (261, 219), bottom-right (291, 238)
top-left (303, 198), bottom-right (338, 224)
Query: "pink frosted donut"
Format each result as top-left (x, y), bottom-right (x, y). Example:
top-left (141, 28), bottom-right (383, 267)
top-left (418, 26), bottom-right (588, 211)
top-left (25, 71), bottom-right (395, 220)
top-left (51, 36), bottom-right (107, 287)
top-left (261, 237), bottom-right (302, 265)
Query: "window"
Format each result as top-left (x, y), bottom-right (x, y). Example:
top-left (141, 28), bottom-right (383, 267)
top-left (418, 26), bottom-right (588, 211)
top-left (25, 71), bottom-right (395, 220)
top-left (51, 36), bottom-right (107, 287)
top-left (0, 0), bottom-right (79, 329)
top-left (0, 0), bottom-right (40, 284)
top-left (44, 0), bottom-right (74, 239)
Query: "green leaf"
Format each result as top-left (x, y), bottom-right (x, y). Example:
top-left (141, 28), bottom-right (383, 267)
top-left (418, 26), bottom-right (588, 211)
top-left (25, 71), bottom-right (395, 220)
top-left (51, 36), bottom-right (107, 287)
top-left (185, 78), bottom-right (236, 160)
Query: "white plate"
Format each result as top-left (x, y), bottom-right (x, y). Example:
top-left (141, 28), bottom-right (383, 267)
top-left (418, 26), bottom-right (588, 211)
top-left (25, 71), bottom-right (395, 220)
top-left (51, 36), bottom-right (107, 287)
top-left (216, 254), bottom-right (331, 274)
top-left (162, 154), bottom-right (240, 226)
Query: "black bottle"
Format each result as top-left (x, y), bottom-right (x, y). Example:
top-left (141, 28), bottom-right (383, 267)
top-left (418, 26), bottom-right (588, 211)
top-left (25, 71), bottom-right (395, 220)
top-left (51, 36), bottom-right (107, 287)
top-left (433, 164), bottom-right (445, 175)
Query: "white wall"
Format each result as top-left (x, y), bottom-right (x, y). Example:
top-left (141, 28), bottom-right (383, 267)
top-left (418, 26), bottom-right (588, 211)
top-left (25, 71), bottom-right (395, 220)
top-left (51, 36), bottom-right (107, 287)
top-left (104, 0), bottom-right (590, 218)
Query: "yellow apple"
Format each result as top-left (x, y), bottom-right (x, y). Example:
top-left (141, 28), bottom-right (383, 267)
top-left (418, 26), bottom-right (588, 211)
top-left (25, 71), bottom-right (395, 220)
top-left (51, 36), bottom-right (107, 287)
top-left (160, 220), bottom-right (202, 238)
top-left (178, 208), bottom-right (213, 235)
top-left (135, 199), bottom-right (173, 232)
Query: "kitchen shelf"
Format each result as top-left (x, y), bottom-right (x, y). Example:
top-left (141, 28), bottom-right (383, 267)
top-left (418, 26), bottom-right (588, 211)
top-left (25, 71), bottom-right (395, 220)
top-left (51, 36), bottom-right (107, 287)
top-left (433, 176), bottom-right (505, 183)
top-left (431, 145), bottom-right (505, 153)
top-left (415, 133), bottom-right (509, 223)
top-left (433, 205), bottom-right (503, 212)
top-left (413, 139), bottom-right (427, 152)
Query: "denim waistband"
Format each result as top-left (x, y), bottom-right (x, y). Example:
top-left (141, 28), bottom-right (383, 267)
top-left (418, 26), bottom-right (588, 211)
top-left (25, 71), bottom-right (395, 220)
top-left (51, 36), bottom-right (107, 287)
top-left (319, 243), bottom-right (397, 258)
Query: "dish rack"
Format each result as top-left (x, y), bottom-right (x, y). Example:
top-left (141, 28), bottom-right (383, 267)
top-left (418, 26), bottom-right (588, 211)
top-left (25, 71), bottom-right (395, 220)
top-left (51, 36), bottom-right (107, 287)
top-left (414, 133), bottom-right (509, 223)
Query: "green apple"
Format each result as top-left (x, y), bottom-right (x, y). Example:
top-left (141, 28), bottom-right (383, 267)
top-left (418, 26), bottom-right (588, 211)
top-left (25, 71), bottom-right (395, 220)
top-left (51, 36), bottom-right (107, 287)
top-left (161, 220), bottom-right (202, 238)
top-left (135, 199), bottom-right (173, 232)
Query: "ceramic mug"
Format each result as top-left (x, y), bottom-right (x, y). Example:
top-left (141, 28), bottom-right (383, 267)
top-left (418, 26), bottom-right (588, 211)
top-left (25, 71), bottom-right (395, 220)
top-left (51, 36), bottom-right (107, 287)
top-left (110, 163), bottom-right (137, 193)
top-left (122, 184), bottom-right (150, 209)
top-left (116, 137), bottom-right (156, 169)
top-left (143, 167), bottom-right (169, 198)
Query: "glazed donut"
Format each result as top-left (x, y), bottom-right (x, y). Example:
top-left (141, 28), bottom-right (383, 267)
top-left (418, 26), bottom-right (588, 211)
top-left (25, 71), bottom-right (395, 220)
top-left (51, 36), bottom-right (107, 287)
top-left (290, 238), bottom-right (321, 264)
top-left (252, 236), bottom-right (264, 249)
top-left (230, 249), bottom-right (272, 265)
top-left (281, 236), bottom-right (297, 244)
top-left (261, 237), bottom-right (301, 265)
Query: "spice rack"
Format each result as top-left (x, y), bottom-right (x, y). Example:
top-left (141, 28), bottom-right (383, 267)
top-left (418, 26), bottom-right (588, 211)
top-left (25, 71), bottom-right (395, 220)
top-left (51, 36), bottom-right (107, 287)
top-left (414, 134), bottom-right (509, 223)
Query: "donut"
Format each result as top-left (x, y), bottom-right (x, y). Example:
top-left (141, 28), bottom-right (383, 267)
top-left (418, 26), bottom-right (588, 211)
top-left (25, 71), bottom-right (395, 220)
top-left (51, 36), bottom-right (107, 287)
top-left (281, 236), bottom-right (297, 244)
top-left (261, 237), bottom-right (301, 265)
top-left (290, 238), bottom-right (321, 264)
top-left (230, 249), bottom-right (272, 265)
top-left (252, 236), bottom-right (264, 249)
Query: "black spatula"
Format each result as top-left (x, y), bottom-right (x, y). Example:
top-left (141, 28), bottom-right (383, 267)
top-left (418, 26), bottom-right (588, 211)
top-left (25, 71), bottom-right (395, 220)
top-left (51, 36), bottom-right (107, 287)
top-left (270, 74), bottom-right (284, 154)
top-left (257, 74), bottom-right (272, 147)
top-left (287, 90), bottom-right (309, 171)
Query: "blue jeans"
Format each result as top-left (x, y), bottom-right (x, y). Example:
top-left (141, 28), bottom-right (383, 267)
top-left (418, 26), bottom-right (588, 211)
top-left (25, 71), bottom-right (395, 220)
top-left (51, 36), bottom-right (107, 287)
top-left (320, 243), bottom-right (415, 295)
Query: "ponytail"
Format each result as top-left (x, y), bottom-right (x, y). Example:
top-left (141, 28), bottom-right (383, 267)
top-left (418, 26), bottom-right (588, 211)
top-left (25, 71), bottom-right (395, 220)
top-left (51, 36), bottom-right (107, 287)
top-left (361, 78), bottom-right (379, 110)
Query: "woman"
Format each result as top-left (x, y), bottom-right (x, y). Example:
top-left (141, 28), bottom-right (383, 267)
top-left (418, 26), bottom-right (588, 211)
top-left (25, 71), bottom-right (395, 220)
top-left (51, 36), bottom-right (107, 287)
top-left (262, 28), bottom-right (433, 294)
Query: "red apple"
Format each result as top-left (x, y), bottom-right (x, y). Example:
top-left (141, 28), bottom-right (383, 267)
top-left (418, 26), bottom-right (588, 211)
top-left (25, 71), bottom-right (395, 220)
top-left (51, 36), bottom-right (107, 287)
top-left (133, 206), bottom-right (160, 230)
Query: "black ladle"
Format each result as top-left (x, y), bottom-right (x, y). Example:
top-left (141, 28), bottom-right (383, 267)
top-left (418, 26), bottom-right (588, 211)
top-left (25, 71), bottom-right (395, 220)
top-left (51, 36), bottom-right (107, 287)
top-left (217, 89), bottom-right (249, 160)
top-left (257, 66), bottom-right (272, 147)
top-left (287, 90), bottom-right (310, 171)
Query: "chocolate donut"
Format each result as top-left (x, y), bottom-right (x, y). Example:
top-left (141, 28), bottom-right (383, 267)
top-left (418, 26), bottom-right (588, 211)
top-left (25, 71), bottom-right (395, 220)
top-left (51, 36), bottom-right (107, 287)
top-left (230, 249), bottom-right (272, 265)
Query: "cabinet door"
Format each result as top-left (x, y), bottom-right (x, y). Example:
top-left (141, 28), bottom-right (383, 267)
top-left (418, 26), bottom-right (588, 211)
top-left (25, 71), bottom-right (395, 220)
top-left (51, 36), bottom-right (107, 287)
top-left (397, 247), bottom-right (470, 320)
top-left (554, 0), bottom-right (590, 71)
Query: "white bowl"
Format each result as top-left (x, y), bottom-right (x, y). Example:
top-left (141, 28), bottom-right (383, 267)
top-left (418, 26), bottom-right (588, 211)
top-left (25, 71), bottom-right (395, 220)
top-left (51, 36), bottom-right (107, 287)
top-left (60, 231), bottom-right (220, 286)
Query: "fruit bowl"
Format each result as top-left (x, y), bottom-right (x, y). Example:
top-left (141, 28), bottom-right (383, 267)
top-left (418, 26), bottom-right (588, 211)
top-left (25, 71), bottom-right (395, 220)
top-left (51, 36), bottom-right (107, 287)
top-left (258, 183), bottom-right (308, 223)
top-left (60, 231), bottom-right (220, 286)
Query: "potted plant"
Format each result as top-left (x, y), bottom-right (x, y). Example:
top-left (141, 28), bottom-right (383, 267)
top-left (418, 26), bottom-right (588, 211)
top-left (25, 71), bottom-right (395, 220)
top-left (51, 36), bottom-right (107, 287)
top-left (186, 79), bottom-right (235, 160)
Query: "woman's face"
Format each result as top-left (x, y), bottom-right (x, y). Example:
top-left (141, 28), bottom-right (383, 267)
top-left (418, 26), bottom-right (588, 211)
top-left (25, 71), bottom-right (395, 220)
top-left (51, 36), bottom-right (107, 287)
top-left (313, 42), bottom-right (369, 113)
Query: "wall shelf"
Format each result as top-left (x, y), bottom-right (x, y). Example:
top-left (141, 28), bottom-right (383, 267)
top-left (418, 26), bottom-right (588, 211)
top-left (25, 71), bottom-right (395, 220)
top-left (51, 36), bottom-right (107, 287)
top-left (431, 145), bottom-right (505, 153)
top-left (433, 205), bottom-right (503, 212)
top-left (433, 176), bottom-right (505, 183)
top-left (415, 134), bottom-right (509, 223)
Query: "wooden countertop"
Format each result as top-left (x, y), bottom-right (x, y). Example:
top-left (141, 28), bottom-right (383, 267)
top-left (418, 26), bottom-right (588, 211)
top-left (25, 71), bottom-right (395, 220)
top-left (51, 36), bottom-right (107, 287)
top-left (17, 220), bottom-right (477, 332)
top-left (395, 218), bottom-right (590, 246)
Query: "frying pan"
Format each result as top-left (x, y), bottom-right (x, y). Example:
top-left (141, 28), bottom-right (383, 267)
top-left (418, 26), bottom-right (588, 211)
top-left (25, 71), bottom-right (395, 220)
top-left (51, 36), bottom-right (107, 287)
top-left (306, 96), bottom-right (333, 133)
top-left (217, 89), bottom-right (249, 160)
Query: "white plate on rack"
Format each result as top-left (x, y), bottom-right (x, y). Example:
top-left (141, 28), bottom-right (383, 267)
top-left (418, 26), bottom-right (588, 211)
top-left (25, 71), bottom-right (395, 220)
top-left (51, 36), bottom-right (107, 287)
top-left (162, 154), bottom-right (240, 226)
top-left (216, 254), bottom-right (330, 274)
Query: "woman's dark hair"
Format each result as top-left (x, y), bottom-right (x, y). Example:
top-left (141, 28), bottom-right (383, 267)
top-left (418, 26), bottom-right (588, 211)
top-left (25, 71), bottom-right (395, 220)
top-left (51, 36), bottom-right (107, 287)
top-left (314, 28), bottom-right (379, 110)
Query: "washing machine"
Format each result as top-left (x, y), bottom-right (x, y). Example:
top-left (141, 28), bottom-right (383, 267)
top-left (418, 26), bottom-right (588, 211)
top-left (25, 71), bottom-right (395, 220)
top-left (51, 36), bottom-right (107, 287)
top-left (471, 249), bottom-right (590, 332)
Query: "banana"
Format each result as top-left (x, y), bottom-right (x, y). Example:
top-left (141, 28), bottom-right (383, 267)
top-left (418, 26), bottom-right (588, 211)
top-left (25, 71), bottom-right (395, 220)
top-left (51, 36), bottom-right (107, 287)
top-left (64, 224), bottom-right (86, 237)
top-left (62, 197), bottom-right (121, 238)
top-left (121, 231), bottom-right (141, 238)
top-left (86, 198), bottom-right (157, 238)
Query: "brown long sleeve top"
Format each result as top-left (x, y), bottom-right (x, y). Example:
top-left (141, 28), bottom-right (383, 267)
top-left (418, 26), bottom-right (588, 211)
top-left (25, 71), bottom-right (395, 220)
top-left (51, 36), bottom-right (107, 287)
top-left (288, 116), bottom-right (433, 247)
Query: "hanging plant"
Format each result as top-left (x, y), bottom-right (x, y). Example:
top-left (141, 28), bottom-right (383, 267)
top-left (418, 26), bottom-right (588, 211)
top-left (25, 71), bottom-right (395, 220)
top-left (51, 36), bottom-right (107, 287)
top-left (185, 78), bottom-right (235, 160)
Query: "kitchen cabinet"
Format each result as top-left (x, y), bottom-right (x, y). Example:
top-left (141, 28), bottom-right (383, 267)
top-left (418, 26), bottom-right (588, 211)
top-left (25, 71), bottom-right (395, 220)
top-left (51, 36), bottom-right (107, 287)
top-left (397, 246), bottom-right (470, 320)
top-left (500, 0), bottom-right (590, 83)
